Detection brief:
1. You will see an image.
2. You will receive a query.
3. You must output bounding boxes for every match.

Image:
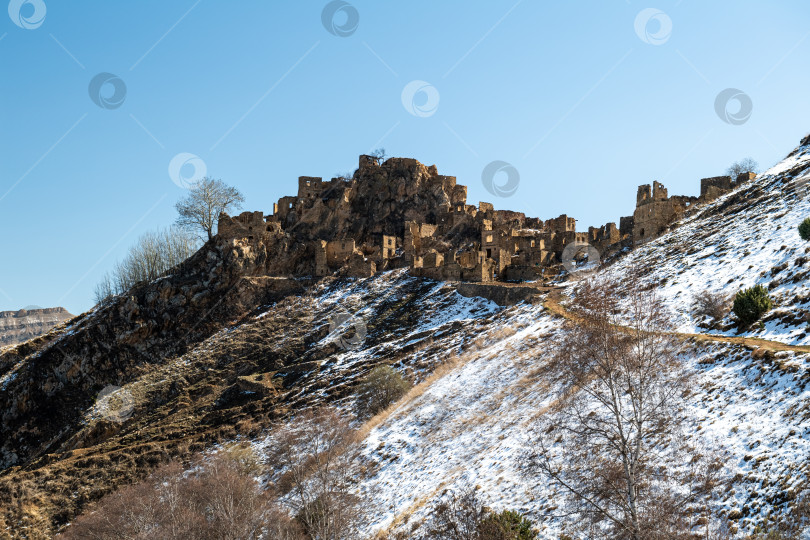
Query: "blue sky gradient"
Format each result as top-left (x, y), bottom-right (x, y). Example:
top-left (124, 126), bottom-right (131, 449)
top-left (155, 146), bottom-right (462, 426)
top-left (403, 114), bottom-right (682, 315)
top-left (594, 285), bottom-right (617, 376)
top-left (1, 1), bottom-right (809, 314)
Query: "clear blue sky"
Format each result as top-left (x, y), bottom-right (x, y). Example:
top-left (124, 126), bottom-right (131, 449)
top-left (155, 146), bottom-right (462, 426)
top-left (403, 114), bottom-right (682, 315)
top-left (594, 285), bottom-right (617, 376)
top-left (1, 1), bottom-right (809, 314)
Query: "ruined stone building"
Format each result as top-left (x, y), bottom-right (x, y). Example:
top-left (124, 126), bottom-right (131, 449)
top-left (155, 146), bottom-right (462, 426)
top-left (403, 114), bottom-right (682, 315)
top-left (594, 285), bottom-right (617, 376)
top-left (216, 154), bottom-right (754, 283)
top-left (632, 181), bottom-right (698, 244)
top-left (628, 172), bottom-right (756, 245)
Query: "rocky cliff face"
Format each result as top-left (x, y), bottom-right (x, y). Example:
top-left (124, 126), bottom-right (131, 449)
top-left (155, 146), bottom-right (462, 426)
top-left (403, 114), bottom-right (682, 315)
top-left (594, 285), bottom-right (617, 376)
top-left (0, 238), bottom-right (275, 471)
top-left (0, 307), bottom-right (73, 348)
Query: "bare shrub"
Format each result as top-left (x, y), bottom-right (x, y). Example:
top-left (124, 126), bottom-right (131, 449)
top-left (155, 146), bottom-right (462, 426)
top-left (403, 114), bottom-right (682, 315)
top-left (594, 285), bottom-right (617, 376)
top-left (94, 226), bottom-right (200, 303)
top-left (220, 441), bottom-right (264, 477)
top-left (58, 449), bottom-right (303, 540)
top-left (355, 365), bottom-right (411, 419)
top-left (524, 273), bottom-right (724, 539)
top-left (692, 289), bottom-right (730, 322)
top-left (266, 407), bottom-right (360, 540)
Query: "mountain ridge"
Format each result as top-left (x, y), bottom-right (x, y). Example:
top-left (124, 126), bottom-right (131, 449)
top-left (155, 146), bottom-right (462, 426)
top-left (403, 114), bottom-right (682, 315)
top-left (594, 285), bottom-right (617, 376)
top-left (0, 307), bottom-right (73, 349)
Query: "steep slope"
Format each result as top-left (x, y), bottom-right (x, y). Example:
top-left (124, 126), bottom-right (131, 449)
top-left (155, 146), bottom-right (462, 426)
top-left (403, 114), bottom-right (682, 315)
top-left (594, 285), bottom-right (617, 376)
top-left (4, 138), bottom-right (810, 538)
top-left (345, 304), bottom-right (809, 537)
top-left (0, 308), bottom-right (73, 348)
top-left (0, 267), bottom-right (499, 536)
top-left (604, 134), bottom-right (810, 345)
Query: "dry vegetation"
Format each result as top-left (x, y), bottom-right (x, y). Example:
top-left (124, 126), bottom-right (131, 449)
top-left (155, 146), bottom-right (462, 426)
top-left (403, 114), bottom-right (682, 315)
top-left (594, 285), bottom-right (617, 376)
top-left (525, 274), bottom-right (727, 538)
top-left (692, 289), bottom-right (731, 324)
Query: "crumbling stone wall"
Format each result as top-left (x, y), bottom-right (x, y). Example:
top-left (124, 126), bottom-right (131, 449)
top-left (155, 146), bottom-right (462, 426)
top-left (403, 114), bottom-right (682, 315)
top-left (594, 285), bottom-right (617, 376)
top-left (700, 173), bottom-right (756, 203)
top-left (326, 239), bottom-right (356, 266)
top-left (315, 240), bottom-right (328, 277)
top-left (700, 176), bottom-right (732, 199)
top-left (297, 176), bottom-right (324, 201)
top-left (381, 235), bottom-right (396, 259)
top-left (588, 222), bottom-right (620, 252)
top-left (218, 211), bottom-right (274, 240)
top-left (632, 181), bottom-right (698, 244)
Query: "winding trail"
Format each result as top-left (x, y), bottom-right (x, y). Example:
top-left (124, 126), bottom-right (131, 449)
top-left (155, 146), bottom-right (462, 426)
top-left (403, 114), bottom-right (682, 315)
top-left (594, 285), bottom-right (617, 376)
top-left (542, 288), bottom-right (810, 354)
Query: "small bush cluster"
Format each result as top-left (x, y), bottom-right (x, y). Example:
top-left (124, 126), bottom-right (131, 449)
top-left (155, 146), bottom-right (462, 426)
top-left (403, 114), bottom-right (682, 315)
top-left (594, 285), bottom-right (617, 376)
top-left (480, 510), bottom-right (537, 539)
top-left (692, 289), bottom-right (730, 322)
top-left (798, 218), bottom-right (810, 241)
top-left (733, 284), bottom-right (773, 326)
top-left (355, 365), bottom-right (411, 419)
top-left (424, 486), bottom-right (537, 540)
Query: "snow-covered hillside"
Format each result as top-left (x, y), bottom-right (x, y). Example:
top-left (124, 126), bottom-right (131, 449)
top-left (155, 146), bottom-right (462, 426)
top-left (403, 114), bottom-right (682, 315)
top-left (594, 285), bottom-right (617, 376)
top-left (606, 137), bottom-right (810, 345)
top-left (341, 298), bottom-right (809, 537)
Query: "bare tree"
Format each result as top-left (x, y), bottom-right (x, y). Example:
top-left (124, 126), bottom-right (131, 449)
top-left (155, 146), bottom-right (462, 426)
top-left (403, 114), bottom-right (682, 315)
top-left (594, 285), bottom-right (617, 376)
top-left (726, 158), bottom-right (759, 180)
top-left (370, 147), bottom-right (386, 165)
top-left (175, 177), bottom-right (244, 240)
top-left (524, 274), bottom-right (723, 539)
top-left (266, 407), bottom-right (360, 540)
top-left (424, 486), bottom-right (489, 540)
top-left (94, 227), bottom-right (200, 304)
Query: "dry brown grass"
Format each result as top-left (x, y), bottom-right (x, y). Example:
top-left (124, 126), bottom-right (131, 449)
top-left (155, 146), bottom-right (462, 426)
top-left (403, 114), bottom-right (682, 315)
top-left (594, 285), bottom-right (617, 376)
top-left (484, 324), bottom-right (517, 341)
top-left (378, 479), bottom-right (452, 538)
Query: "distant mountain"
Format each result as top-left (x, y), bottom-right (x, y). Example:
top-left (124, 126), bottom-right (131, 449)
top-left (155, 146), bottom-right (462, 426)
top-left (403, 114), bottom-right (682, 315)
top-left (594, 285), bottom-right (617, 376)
top-left (0, 307), bottom-right (74, 348)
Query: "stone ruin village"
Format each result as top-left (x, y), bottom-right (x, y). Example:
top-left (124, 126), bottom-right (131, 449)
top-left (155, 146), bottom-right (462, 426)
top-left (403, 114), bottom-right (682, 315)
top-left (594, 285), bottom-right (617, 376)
top-left (217, 154), bottom-right (757, 283)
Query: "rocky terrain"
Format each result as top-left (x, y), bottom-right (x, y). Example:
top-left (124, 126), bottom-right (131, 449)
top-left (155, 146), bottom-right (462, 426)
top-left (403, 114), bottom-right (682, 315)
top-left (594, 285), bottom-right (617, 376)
top-left (0, 308), bottom-right (73, 349)
top-left (2, 137), bottom-right (810, 538)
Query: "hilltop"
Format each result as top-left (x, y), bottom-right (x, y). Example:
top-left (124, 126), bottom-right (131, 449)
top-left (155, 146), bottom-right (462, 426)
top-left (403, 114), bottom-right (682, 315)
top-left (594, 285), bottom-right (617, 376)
top-left (0, 137), bottom-right (809, 538)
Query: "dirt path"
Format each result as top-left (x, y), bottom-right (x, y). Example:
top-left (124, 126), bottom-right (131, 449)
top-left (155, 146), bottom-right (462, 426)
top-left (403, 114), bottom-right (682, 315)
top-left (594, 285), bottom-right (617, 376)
top-left (543, 289), bottom-right (810, 354)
